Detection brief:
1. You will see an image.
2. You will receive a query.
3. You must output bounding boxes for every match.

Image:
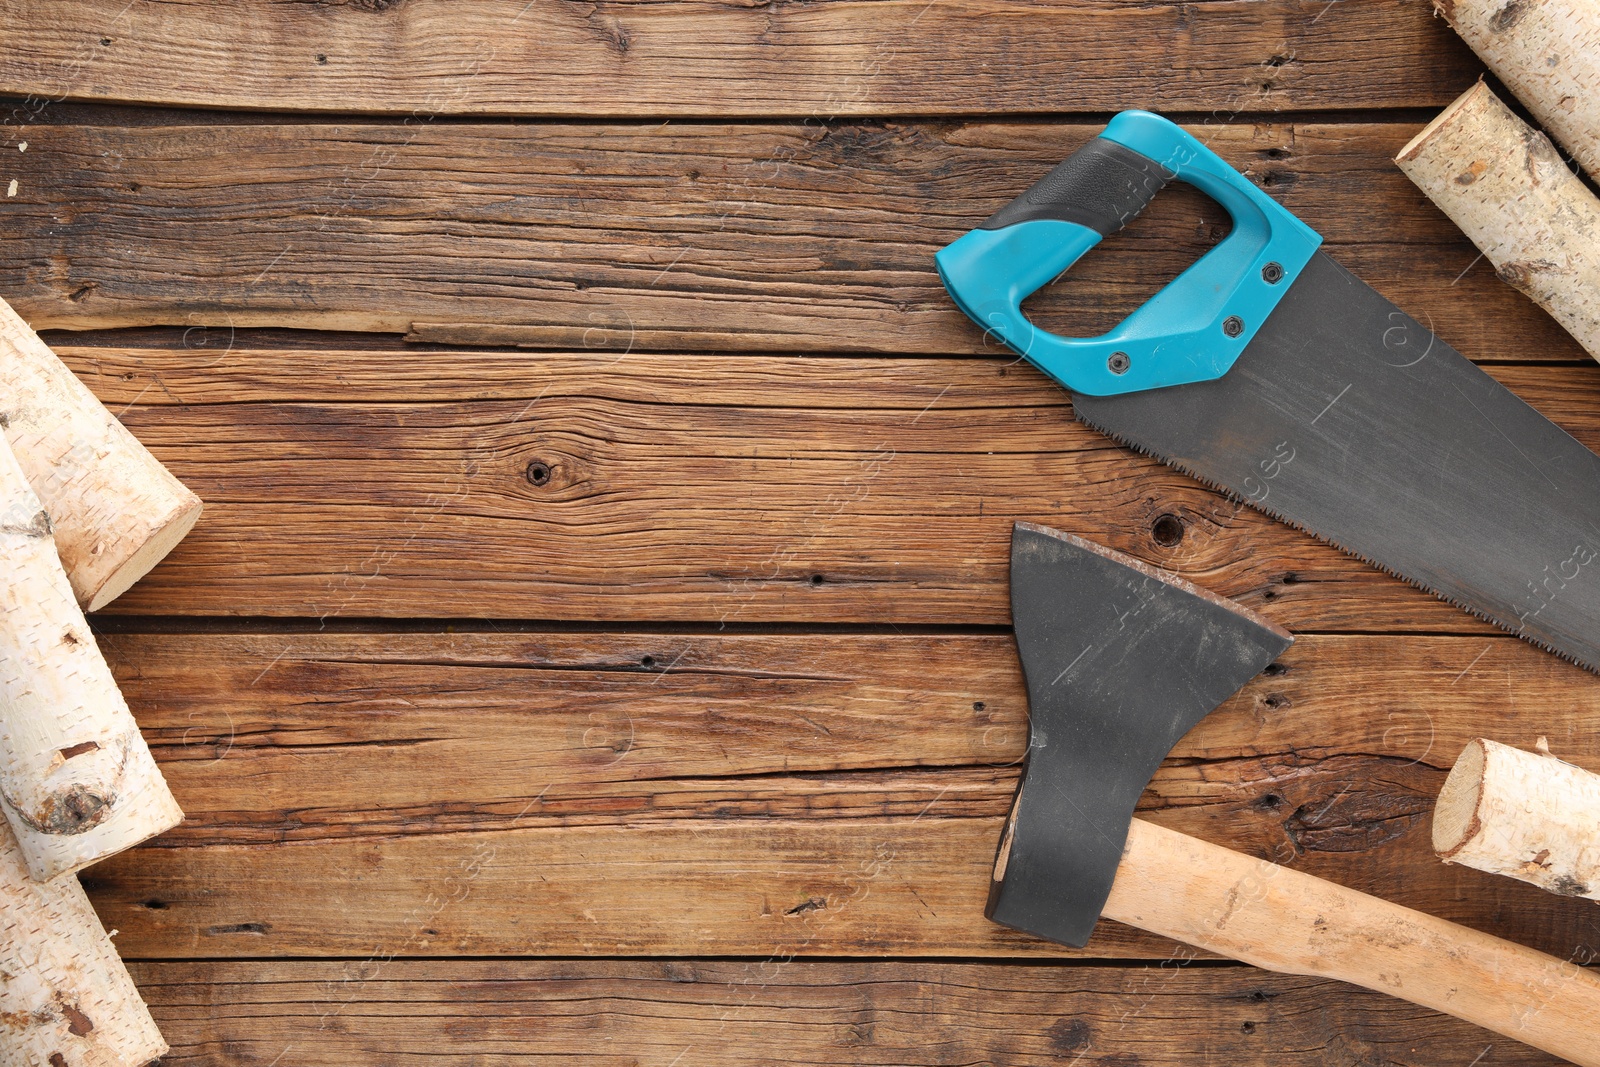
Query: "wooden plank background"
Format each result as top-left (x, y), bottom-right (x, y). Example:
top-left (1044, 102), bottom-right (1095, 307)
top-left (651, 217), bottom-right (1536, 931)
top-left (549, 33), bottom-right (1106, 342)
top-left (0, 1), bottom-right (1479, 116)
top-left (123, 960), bottom-right (1568, 1066)
top-left (1, 1), bottom-right (1593, 1064)
top-left (50, 348), bottom-right (1600, 627)
top-left (2, 122), bottom-right (1584, 362)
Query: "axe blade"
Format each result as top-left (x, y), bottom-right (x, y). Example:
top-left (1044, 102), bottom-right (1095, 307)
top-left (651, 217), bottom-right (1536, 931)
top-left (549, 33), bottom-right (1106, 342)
top-left (993, 521), bottom-right (1292, 947)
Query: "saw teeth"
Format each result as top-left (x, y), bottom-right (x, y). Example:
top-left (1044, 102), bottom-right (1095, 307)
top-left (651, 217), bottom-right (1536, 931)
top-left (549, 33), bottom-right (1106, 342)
top-left (1071, 408), bottom-right (1600, 676)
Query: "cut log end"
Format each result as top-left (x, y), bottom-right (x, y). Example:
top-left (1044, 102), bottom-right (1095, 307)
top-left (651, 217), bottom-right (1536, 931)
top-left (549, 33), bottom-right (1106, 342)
top-left (1396, 79), bottom-right (1487, 164)
top-left (82, 490), bottom-right (203, 612)
top-left (1431, 737), bottom-right (1600, 903)
top-left (1395, 81), bottom-right (1600, 363)
top-left (1431, 0), bottom-right (1600, 180)
top-left (0, 293), bottom-right (203, 611)
top-left (1432, 737), bottom-right (1487, 858)
top-left (0, 435), bottom-right (185, 881)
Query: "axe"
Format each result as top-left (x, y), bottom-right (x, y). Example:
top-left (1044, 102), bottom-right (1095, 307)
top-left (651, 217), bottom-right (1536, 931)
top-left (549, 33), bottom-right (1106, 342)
top-left (997, 522), bottom-right (1600, 1065)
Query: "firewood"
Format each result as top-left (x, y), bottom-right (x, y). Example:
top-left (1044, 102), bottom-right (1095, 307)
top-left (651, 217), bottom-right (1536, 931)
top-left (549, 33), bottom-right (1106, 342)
top-left (1434, 0), bottom-right (1600, 180)
top-left (1434, 737), bottom-right (1600, 901)
top-left (0, 819), bottom-right (166, 1067)
top-left (0, 295), bottom-right (202, 610)
top-left (1396, 81), bottom-right (1600, 362)
top-left (0, 433), bottom-right (182, 881)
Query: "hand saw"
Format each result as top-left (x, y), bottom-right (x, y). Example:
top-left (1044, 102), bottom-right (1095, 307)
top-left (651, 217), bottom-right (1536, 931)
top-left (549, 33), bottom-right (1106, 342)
top-left (936, 110), bottom-right (1600, 671)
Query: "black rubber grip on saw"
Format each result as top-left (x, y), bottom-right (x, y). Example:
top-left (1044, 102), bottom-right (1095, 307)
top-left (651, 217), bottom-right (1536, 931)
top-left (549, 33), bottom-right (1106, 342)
top-left (979, 138), bottom-right (1175, 236)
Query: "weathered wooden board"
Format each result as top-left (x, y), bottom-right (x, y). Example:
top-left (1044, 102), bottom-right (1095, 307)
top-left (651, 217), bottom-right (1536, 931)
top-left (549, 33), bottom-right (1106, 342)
top-left (2, 122), bottom-right (1581, 363)
top-left (0, 0), bottom-right (1479, 118)
top-left (126, 959), bottom-right (1563, 1066)
top-left (66, 346), bottom-right (1600, 626)
top-left (83, 806), bottom-right (1595, 961)
top-left (112, 631), bottom-right (1595, 834)
top-left (87, 631), bottom-right (1599, 960)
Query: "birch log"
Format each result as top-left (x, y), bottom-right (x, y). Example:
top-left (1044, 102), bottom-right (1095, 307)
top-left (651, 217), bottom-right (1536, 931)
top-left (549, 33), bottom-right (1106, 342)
top-left (0, 819), bottom-right (166, 1067)
top-left (1396, 81), bottom-right (1600, 362)
top-left (0, 295), bottom-right (202, 610)
top-left (1435, 0), bottom-right (1600, 180)
top-left (1434, 737), bottom-right (1600, 901)
top-left (0, 433), bottom-right (182, 882)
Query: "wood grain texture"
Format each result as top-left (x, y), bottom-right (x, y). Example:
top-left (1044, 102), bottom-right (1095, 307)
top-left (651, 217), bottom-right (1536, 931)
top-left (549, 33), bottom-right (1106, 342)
top-left (80, 631), bottom-right (1600, 960)
top-left (59, 346), bottom-right (1600, 627)
top-left (0, 4), bottom-right (1579, 1057)
top-left (0, 0), bottom-right (1479, 118)
top-left (1, 121), bottom-right (1584, 364)
top-left (125, 958), bottom-right (1570, 1066)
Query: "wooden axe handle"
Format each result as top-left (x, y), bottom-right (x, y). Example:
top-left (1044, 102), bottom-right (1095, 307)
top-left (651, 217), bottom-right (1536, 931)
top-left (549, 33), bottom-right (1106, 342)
top-left (1106, 819), bottom-right (1600, 1065)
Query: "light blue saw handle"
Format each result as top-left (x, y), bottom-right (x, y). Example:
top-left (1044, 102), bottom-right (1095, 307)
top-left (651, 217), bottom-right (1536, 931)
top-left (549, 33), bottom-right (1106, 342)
top-left (935, 111), bottom-right (1323, 396)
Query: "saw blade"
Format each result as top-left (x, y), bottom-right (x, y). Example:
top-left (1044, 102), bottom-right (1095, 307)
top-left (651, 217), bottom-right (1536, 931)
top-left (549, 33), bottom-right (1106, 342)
top-left (1072, 251), bottom-right (1600, 671)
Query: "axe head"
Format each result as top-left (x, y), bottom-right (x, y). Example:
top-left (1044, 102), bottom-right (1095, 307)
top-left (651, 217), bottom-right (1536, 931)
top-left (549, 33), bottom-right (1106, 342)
top-left (992, 521), bottom-right (1291, 947)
